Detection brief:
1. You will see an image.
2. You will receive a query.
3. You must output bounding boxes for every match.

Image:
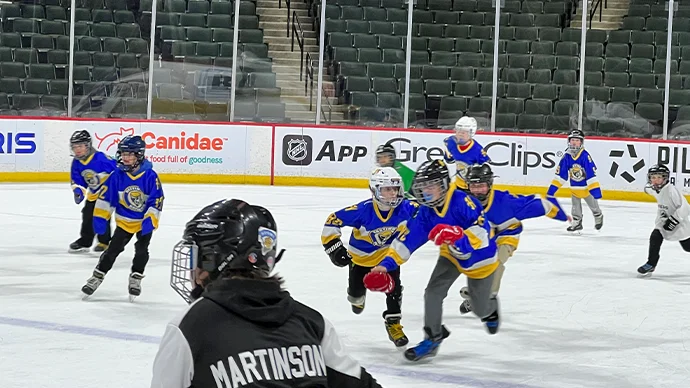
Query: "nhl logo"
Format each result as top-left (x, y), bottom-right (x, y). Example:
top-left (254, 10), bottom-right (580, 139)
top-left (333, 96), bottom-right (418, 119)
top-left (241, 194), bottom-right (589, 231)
top-left (282, 134), bottom-right (313, 166)
top-left (287, 139), bottom-right (308, 162)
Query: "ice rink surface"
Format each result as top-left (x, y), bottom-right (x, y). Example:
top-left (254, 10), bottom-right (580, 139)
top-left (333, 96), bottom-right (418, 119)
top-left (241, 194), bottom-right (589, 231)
top-left (2, 183), bottom-right (690, 388)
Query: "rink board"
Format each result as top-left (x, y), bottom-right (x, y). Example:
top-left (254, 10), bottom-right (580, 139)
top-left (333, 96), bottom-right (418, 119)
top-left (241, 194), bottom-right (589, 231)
top-left (1, 117), bottom-right (690, 202)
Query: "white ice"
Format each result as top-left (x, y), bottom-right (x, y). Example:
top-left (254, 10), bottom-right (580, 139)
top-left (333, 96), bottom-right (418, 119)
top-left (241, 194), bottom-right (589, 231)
top-left (1, 183), bottom-right (690, 388)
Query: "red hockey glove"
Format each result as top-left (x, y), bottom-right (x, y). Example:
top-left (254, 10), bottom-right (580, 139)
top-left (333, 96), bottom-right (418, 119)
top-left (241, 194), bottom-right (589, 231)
top-left (429, 224), bottom-right (465, 246)
top-left (363, 271), bottom-right (395, 294)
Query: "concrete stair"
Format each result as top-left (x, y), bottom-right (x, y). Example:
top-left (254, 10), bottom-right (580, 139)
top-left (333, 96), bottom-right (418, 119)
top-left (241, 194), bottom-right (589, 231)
top-left (257, 0), bottom-right (345, 123)
top-left (570, 0), bottom-right (629, 29)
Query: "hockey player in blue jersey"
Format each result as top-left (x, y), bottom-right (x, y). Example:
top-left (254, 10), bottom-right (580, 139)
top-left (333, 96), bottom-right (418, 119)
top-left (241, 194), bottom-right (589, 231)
top-left (81, 135), bottom-right (164, 302)
top-left (547, 130), bottom-right (603, 233)
top-left (443, 116), bottom-right (490, 190)
top-left (369, 159), bottom-right (499, 362)
top-left (69, 130), bottom-right (117, 253)
top-left (322, 167), bottom-right (419, 347)
top-left (458, 163), bottom-right (570, 314)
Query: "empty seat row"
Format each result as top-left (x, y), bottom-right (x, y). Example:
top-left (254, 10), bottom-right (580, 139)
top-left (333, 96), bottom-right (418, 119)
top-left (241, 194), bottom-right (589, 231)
top-left (160, 26), bottom-right (262, 43)
top-left (159, 0), bottom-right (256, 15)
top-left (156, 13), bottom-right (259, 29)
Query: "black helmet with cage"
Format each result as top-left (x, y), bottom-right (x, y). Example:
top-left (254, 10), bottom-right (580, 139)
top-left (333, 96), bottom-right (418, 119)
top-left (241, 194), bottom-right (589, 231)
top-left (171, 199), bottom-right (285, 303)
top-left (411, 159), bottom-right (451, 208)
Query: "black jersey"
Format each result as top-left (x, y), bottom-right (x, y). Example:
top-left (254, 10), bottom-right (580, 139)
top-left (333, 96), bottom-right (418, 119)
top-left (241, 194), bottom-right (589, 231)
top-left (151, 278), bottom-right (383, 388)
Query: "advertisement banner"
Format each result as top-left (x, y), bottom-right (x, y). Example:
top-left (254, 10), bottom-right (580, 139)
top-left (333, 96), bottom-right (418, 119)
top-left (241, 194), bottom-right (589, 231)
top-left (0, 118), bottom-right (43, 171)
top-left (272, 126), bottom-right (690, 196)
top-left (274, 126), bottom-right (373, 178)
top-left (89, 122), bottom-right (249, 174)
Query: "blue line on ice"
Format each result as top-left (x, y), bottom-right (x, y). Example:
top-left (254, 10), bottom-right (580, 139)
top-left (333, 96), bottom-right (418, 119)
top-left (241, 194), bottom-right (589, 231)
top-left (0, 315), bottom-right (538, 388)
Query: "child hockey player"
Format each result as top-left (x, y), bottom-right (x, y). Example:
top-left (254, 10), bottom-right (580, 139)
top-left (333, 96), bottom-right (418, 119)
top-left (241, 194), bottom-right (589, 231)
top-left (638, 164), bottom-right (690, 276)
top-left (321, 167), bottom-right (419, 347)
top-left (443, 116), bottom-right (490, 190)
top-left (370, 159), bottom-right (499, 362)
top-left (546, 129), bottom-right (603, 233)
top-left (375, 144), bottom-right (415, 198)
top-left (458, 163), bottom-right (570, 314)
top-left (69, 130), bottom-right (116, 253)
top-left (81, 135), bottom-right (164, 301)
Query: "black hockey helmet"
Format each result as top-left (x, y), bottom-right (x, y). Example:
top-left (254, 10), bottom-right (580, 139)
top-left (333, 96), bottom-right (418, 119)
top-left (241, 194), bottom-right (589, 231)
top-left (647, 164), bottom-right (670, 192)
top-left (376, 143), bottom-right (396, 167)
top-left (465, 163), bottom-right (495, 202)
top-left (411, 159), bottom-right (450, 208)
top-left (567, 129), bottom-right (585, 155)
top-left (70, 129), bottom-right (92, 160)
top-left (171, 199), bottom-right (285, 303)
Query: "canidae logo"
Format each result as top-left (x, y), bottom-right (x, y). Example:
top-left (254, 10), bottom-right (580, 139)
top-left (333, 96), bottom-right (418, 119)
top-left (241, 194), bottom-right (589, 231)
top-left (94, 128), bottom-right (226, 151)
top-left (95, 127), bottom-right (135, 152)
top-left (0, 132), bottom-right (37, 154)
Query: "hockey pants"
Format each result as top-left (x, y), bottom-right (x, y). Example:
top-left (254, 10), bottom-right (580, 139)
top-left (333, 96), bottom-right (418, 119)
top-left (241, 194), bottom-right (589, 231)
top-left (424, 256), bottom-right (497, 338)
top-left (348, 263), bottom-right (402, 316)
top-left (571, 194), bottom-right (601, 223)
top-left (77, 199), bottom-right (111, 246)
top-left (96, 227), bottom-right (152, 275)
top-left (647, 228), bottom-right (690, 267)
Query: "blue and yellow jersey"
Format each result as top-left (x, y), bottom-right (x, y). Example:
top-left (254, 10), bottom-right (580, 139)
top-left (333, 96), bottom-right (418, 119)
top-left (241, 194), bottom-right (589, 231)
top-left (382, 186), bottom-right (498, 279)
top-left (70, 151), bottom-right (117, 201)
top-left (482, 189), bottom-right (568, 250)
top-left (443, 137), bottom-right (490, 189)
top-left (94, 159), bottom-right (164, 234)
top-left (547, 149), bottom-right (602, 199)
top-left (321, 199), bottom-right (419, 267)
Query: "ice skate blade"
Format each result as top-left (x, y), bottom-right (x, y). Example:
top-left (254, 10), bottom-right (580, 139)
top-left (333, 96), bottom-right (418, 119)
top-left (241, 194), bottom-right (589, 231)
top-left (637, 272), bottom-right (653, 278)
top-left (81, 293), bottom-right (92, 301)
top-left (69, 248), bottom-right (91, 254)
top-left (129, 295), bottom-right (138, 302)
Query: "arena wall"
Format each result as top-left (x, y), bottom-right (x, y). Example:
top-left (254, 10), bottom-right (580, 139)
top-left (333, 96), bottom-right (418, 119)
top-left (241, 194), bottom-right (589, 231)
top-left (2, 116), bottom-right (690, 202)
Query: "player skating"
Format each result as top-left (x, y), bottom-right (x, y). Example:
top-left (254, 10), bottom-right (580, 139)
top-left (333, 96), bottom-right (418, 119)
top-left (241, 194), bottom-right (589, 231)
top-left (638, 164), bottom-right (690, 276)
top-left (546, 129), bottom-right (603, 233)
top-left (155, 199), bottom-right (384, 388)
top-left (321, 167), bottom-right (419, 347)
top-left (69, 130), bottom-right (116, 253)
top-left (442, 116), bottom-right (490, 190)
top-left (375, 144), bottom-right (415, 199)
top-left (81, 135), bottom-right (164, 301)
top-left (458, 163), bottom-right (570, 314)
top-left (370, 159), bottom-right (499, 362)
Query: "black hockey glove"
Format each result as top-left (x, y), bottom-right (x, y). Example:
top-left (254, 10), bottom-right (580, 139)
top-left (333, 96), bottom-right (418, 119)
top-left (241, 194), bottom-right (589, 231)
top-left (324, 239), bottom-right (351, 267)
top-left (663, 216), bottom-right (680, 231)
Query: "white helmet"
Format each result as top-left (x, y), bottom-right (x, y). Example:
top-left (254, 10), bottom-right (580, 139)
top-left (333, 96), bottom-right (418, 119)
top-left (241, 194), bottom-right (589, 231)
top-left (454, 116), bottom-right (478, 137)
top-left (369, 167), bottom-right (404, 208)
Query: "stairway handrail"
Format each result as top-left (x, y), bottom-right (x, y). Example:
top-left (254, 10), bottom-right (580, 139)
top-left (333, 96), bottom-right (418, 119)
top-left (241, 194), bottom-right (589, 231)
top-left (292, 11), bottom-right (307, 81)
top-left (279, 0), bottom-right (291, 37)
top-left (588, 0), bottom-right (607, 29)
top-left (305, 52), bottom-right (314, 110)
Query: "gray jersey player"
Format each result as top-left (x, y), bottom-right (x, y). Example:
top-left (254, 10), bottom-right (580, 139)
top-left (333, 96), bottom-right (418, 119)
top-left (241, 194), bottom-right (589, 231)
top-left (638, 164), bottom-right (690, 276)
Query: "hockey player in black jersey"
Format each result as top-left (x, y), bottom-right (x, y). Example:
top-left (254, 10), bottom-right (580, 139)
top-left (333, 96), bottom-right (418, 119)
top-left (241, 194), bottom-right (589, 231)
top-left (152, 198), bottom-right (383, 388)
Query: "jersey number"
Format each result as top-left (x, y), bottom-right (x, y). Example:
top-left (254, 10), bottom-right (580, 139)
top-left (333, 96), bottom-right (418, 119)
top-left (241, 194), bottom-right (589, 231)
top-left (97, 185), bottom-right (108, 200)
top-left (326, 213), bottom-right (343, 226)
top-left (464, 196), bottom-right (476, 210)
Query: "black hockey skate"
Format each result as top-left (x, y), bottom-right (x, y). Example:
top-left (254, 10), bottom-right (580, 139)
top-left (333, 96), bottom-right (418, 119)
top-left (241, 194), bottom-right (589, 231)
top-left (481, 296), bottom-right (500, 334)
top-left (567, 220), bottom-right (583, 233)
top-left (347, 292), bottom-right (365, 314)
top-left (128, 272), bottom-right (145, 302)
top-left (594, 213), bottom-right (604, 231)
top-left (69, 241), bottom-right (91, 254)
top-left (459, 286), bottom-right (473, 314)
top-left (81, 269), bottom-right (105, 298)
top-left (93, 243), bottom-right (108, 253)
top-left (384, 313), bottom-right (409, 347)
top-left (637, 263), bottom-right (655, 277)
